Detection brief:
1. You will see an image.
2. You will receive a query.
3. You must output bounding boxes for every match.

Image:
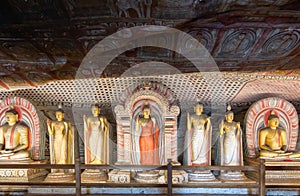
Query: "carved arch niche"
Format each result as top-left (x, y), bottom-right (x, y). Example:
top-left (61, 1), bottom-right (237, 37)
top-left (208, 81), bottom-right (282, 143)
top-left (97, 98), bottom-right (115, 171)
top-left (0, 97), bottom-right (45, 160)
top-left (114, 82), bottom-right (180, 165)
top-left (244, 97), bottom-right (299, 158)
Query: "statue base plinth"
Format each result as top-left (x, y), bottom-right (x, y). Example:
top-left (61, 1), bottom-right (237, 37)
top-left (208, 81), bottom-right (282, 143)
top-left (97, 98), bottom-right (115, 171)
top-left (81, 169), bottom-right (107, 182)
top-left (0, 160), bottom-right (48, 182)
top-left (218, 171), bottom-right (254, 183)
top-left (246, 158), bottom-right (300, 185)
top-left (266, 170), bottom-right (300, 185)
top-left (188, 170), bottom-right (219, 183)
top-left (134, 170), bottom-right (165, 184)
top-left (108, 170), bottom-right (130, 183)
top-left (265, 159), bottom-right (300, 185)
top-left (0, 168), bottom-right (48, 182)
top-left (44, 172), bottom-right (75, 182)
top-left (172, 170), bottom-right (188, 184)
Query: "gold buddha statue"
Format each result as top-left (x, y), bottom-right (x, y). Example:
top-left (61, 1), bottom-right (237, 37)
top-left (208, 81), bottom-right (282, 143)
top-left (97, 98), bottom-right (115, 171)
top-left (47, 105), bottom-right (73, 172)
top-left (259, 111), bottom-right (300, 158)
top-left (0, 107), bottom-right (31, 160)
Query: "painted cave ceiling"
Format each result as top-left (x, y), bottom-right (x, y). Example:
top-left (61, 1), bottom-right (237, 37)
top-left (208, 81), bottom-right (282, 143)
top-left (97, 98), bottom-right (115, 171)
top-left (0, 0), bottom-right (299, 109)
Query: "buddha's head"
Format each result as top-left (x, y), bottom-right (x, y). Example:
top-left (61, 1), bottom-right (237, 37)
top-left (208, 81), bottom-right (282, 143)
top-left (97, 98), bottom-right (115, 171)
top-left (268, 114), bottom-right (279, 129)
top-left (194, 102), bottom-right (204, 115)
top-left (55, 109), bottom-right (64, 121)
top-left (225, 111), bottom-right (234, 122)
top-left (141, 104), bottom-right (151, 119)
top-left (91, 104), bottom-right (100, 117)
top-left (5, 108), bottom-right (19, 126)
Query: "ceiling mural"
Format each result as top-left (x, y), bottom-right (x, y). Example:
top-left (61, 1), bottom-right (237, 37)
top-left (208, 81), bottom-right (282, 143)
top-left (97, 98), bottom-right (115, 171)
top-left (0, 0), bottom-right (299, 110)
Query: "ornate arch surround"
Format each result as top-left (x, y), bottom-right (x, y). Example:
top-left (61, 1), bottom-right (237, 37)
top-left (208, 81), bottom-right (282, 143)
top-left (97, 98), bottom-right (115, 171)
top-left (245, 97), bottom-right (298, 157)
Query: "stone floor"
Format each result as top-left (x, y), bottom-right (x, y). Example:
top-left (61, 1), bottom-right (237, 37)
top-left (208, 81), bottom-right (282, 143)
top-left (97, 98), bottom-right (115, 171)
top-left (1, 187), bottom-right (300, 195)
top-left (26, 187), bottom-right (300, 195)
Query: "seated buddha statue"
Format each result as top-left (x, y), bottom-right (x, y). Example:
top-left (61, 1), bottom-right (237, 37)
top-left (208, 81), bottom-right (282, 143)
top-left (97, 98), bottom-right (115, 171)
top-left (259, 111), bottom-right (300, 158)
top-left (0, 108), bottom-right (31, 160)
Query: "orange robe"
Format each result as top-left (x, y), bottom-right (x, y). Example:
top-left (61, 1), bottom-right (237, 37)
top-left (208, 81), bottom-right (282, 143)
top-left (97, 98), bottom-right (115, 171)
top-left (139, 119), bottom-right (160, 165)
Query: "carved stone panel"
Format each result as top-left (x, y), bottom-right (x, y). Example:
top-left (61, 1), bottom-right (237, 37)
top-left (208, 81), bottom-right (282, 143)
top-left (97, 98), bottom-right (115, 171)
top-left (114, 82), bottom-right (180, 165)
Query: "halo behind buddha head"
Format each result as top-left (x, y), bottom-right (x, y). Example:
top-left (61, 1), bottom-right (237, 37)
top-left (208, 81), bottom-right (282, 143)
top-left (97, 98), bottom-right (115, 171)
top-left (91, 101), bottom-right (100, 108)
top-left (268, 110), bottom-right (279, 121)
top-left (5, 106), bottom-right (19, 115)
top-left (142, 101), bottom-right (151, 111)
top-left (244, 97), bottom-right (298, 157)
top-left (55, 103), bottom-right (64, 114)
top-left (0, 97), bottom-right (44, 160)
top-left (195, 97), bottom-right (203, 107)
top-left (226, 104), bottom-right (233, 115)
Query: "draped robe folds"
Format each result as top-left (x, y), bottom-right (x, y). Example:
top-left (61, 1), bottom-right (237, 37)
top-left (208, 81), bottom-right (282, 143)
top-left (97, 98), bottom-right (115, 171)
top-left (139, 118), bottom-right (160, 165)
top-left (133, 117), bottom-right (161, 165)
top-left (220, 121), bottom-right (243, 166)
top-left (0, 122), bottom-right (31, 159)
top-left (48, 120), bottom-right (74, 172)
top-left (187, 114), bottom-right (212, 166)
top-left (84, 116), bottom-right (108, 164)
top-left (53, 122), bottom-right (68, 164)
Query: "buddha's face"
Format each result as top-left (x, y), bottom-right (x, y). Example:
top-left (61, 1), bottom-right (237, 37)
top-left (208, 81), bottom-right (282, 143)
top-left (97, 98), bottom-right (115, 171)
top-left (5, 112), bottom-right (18, 125)
top-left (55, 111), bottom-right (64, 121)
top-left (194, 104), bottom-right (203, 115)
top-left (269, 117), bottom-right (279, 128)
top-left (225, 113), bottom-right (234, 122)
top-left (92, 106), bottom-right (100, 117)
top-left (142, 107), bottom-right (151, 119)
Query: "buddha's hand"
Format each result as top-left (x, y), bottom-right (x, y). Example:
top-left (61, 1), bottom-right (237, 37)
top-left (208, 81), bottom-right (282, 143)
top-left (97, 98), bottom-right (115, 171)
top-left (281, 145), bottom-right (288, 151)
top-left (47, 119), bottom-right (51, 126)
